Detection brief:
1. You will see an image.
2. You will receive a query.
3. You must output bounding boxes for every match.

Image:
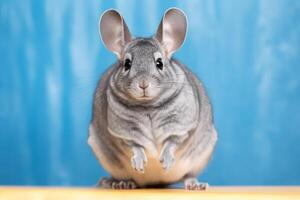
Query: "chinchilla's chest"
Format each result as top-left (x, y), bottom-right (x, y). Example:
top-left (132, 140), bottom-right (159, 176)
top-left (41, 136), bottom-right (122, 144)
top-left (106, 95), bottom-right (198, 149)
top-left (106, 105), bottom-right (162, 144)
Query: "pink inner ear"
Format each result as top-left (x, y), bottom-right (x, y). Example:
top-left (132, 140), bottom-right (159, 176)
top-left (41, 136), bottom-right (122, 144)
top-left (122, 19), bottom-right (132, 44)
top-left (155, 8), bottom-right (187, 58)
top-left (100, 10), bottom-right (132, 59)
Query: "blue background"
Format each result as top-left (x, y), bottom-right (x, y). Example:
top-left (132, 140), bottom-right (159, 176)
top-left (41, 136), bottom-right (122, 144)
top-left (1, 0), bottom-right (300, 186)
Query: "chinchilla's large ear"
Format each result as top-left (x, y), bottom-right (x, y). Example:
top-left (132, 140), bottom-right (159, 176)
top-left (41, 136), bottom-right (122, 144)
top-left (155, 8), bottom-right (187, 58)
top-left (99, 9), bottom-right (132, 59)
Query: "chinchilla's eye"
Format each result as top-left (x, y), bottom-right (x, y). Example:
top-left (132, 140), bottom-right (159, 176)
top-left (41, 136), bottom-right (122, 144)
top-left (156, 58), bottom-right (163, 70)
top-left (124, 58), bottom-right (132, 71)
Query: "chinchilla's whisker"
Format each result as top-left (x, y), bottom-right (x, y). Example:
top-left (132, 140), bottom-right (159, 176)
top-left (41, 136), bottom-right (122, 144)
top-left (161, 81), bottom-right (190, 84)
top-left (124, 86), bottom-right (134, 90)
top-left (155, 85), bottom-right (193, 91)
top-left (154, 86), bottom-right (196, 97)
top-left (160, 82), bottom-right (193, 87)
top-left (161, 81), bottom-right (201, 88)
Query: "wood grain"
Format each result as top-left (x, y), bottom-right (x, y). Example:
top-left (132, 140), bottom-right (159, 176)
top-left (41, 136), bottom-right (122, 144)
top-left (0, 187), bottom-right (299, 200)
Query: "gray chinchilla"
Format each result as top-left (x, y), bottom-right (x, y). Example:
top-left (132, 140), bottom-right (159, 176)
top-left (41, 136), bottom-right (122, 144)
top-left (88, 8), bottom-right (218, 190)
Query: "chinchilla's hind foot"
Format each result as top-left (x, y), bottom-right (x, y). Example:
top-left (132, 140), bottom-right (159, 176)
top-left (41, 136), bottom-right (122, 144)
top-left (97, 177), bottom-right (138, 189)
top-left (184, 177), bottom-right (209, 190)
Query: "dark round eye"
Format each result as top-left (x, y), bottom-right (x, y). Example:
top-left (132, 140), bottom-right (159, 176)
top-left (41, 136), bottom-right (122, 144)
top-left (124, 58), bottom-right (132, 71)
top-left (156, 58), bottom-right (163, 70)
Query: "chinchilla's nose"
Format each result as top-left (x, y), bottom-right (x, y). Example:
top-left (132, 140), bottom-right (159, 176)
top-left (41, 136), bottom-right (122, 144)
top-left (138, 80), bottom-right (149, 90)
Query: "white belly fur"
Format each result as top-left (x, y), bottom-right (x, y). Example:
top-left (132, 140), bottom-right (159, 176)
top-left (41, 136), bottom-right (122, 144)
top-left (88, 124), bottom-right (217, 186)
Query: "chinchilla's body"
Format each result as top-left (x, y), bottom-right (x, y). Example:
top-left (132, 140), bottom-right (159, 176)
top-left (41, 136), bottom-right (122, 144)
top-left (88, 8), bottom-right (217, 190)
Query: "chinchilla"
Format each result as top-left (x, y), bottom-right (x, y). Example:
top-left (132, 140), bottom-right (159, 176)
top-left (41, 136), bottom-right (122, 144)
top-left (88, 8), bottom-right (217, 190)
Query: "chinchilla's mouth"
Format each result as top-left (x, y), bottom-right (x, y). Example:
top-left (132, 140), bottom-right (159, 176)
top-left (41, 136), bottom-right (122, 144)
top-left (138, 95), bottom-right (153, 100)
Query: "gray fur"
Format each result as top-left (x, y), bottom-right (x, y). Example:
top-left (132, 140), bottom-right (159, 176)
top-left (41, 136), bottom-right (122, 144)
top-left (88, 8), bottom-right (217, 189)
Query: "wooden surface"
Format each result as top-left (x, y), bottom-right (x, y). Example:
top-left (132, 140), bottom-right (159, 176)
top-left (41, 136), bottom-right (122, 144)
top-left (0, 187), bottom-right (300, 200)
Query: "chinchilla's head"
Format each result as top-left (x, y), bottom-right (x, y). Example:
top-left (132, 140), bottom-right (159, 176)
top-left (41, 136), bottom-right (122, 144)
top-left (99, 8), bottom-right (187, 105)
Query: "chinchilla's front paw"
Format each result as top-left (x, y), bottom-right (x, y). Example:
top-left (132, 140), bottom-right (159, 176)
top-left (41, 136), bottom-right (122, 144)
top-left (159, 148), bottom-right (175, 170)
top-left (131, 147), bottom-right (147, 173)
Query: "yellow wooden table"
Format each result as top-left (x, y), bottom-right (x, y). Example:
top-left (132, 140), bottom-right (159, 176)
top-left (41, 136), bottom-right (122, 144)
top-left (1, 187), bottom-right (300, 200)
